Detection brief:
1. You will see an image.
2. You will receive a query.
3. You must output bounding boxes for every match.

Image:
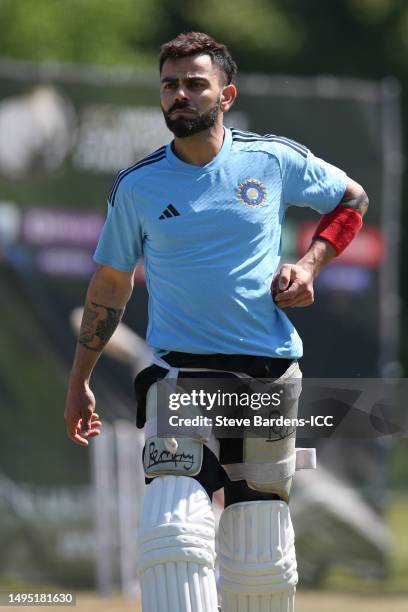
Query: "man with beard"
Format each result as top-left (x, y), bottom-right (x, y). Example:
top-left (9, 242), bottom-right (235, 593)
top-left (64, 32), bottom-right (368, 611)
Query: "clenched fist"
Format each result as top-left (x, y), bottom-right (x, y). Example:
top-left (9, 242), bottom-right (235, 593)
top-left (272, 263), bottom-right (315, 308)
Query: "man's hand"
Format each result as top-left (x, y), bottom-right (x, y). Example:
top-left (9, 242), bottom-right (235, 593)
top-left (272, 263), bottom-right (314, 308)
top-left (64, 380), bottom-right (101, 447)
top-left (272, 239), bottom-right (336, 309)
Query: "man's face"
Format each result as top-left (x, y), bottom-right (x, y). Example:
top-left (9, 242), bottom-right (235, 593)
top-left (160, 54), bottom-right (225, 138)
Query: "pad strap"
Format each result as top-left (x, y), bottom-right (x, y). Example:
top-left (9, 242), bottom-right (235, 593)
top-left (313, 204), bottom-right (363, 255)
top-left (223, 448), bottom-right (316, 482)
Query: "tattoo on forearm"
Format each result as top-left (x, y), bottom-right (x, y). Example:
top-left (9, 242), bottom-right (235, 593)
top-left (341, 190), bottom-right (369, 216)
top-left (79, 301), bottom-right (124, 352)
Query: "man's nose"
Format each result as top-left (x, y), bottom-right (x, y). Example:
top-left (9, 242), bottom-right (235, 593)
top-left (173, 85), bottom-right (189, 101)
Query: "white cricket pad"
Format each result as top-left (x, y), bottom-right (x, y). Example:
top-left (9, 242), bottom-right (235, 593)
top-left (218, 500), bottom-right (298, 612)
top-left (138, 475), bottom-right (218, 611)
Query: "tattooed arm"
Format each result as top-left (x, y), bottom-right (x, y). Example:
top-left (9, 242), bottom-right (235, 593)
top-left (64, 265), bottom-right (134, 446)
top-left (79, 301), bottom-right (125, 352)
top-left (339, 177), bottom-right (369, 216)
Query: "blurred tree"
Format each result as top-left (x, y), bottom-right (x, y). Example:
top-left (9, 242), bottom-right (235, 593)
top-left (0, 0), bottom-right (407, 81)
top-left (0, 0), bottom-right (162, 66)
top-left (185, 0), bottom-right (304, 59)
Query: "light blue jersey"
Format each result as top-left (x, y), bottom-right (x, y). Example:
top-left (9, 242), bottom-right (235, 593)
top-left (94, 127), bottom-right (347, 358)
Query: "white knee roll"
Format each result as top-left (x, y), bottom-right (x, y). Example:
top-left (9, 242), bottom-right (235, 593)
top-left (138, 475), bottom-right (218, 611)
top-left (218, 500), bottom-right (298, 612)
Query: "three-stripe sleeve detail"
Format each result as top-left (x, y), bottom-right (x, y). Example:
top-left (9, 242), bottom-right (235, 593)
top-left (109, 146), bottom-right (167, 206)
top-left (231, 129), bottom-right (308, 158)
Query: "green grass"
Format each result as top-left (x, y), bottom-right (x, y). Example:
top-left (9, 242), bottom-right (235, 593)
top-left (322, 492), bottom-right (408, 594)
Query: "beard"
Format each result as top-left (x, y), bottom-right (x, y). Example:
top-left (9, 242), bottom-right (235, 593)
top-left (162, 97), bottom-right (221, 138)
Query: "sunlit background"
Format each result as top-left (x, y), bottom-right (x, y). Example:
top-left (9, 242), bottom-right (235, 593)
top-left (0, 1), bottom-right (407, 610)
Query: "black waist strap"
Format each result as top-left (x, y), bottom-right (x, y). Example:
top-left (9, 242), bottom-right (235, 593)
top-left (162, 351), bottom-right (294, 378)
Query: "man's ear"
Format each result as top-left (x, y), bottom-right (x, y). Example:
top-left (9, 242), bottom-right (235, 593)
top-left (220, 83), bottom-right (237, 112)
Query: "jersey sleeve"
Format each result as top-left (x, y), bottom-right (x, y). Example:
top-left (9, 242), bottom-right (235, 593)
top-left (93, 179), bottom-right (143, 272)
top-left (278, 142), bottom-right (347, 214)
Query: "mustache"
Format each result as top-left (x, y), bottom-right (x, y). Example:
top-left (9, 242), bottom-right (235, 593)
top-left (167, 101), bottom-right (197, 114)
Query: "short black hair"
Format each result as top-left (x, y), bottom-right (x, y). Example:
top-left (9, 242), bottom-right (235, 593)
top-left (160, 32), bottom-right (238, 85)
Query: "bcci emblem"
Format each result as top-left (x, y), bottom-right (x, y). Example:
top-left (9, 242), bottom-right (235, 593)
top-left (237, 178), bottom-right (267, 208)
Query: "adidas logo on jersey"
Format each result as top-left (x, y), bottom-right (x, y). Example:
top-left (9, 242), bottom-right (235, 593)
top-left (159, 204), bottom-right (180, 219)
